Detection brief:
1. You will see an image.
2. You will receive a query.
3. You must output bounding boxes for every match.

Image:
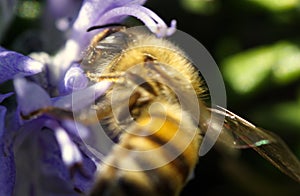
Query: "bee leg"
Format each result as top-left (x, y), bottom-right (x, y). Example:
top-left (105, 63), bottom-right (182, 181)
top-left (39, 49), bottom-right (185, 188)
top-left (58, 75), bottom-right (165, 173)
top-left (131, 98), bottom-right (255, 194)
top-left (20, 106), bottom-right (74, 120)
top-left (86, 72), bottom-right (124, 83)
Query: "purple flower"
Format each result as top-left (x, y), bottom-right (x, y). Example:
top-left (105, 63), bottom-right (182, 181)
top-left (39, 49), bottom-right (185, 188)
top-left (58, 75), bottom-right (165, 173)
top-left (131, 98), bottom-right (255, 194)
top-left (0, 0), bottom-right (176, 195)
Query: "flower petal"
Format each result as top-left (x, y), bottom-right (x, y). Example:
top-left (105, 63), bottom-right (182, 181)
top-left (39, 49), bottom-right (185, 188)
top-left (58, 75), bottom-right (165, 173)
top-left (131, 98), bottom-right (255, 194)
top-left (56, 127), bottom-right (82, 166)
top-left (0, 93), bottom-right (17, 195)
top-left (59, 120), bottom-right (105, 164)
top-left (43, 120), bottom-right (96, 193)
top-left (72, 152), bottom-right (96, 193)
top-left (0, 106), bottom-right (6, 138)
top-left (61, 119), bottom-right (90, 141)
top-left (72, 0), bottom-right (146, 34)
top-left (0, 140), bottom-right (15, 196)
top-left (13, 77), bottom-right (51, 115)
top-left (69, 0), bottom-right (147, 54)
top-left (47, 0), bottom-right (82, 31)
top-left (97, 5), bottom-right (177, 37)
top-left (0, 92), bottom-right (14, 137)
top-left (0, 47), bottom-right (44, 83)
top-left (14, 119), bottom-right (94, 195)
top-left (64, 65), bottom-right (89, 92)
top-left (47, 0), bottom-right (81, 19)
top-left (52, 80), bottom-right (111, 112)
top-left (13, 124), bottom-right (77, 195)
top-left (45, 120), bottom-right (82, 167)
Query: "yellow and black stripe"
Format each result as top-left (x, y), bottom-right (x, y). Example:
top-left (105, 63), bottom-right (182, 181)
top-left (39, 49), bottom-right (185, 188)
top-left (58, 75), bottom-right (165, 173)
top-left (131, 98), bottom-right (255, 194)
top-left (90, 103), bottom-right (201, 196)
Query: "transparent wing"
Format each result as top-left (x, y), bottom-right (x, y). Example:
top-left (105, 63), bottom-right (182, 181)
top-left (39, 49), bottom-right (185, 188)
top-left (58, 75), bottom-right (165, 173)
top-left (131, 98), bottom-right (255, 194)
top-left (209, 106), bottom-right (300, 183)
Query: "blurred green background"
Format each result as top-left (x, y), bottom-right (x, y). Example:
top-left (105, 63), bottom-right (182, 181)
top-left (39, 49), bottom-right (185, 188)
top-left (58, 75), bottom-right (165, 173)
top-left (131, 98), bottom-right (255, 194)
top-left (145, 0), bottom-right (300, 195)
top-left (1, 0), bottom-right (300, 195)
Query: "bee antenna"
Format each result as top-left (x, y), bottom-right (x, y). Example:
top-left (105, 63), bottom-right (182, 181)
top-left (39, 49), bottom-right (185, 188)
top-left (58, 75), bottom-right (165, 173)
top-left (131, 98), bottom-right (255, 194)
top-left (87, 23), bottom-right (127, 32)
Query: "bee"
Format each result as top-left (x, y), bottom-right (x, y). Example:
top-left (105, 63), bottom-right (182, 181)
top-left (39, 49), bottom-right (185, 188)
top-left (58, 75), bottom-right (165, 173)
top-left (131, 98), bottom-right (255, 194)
top-left (80, 26), bottom-right (206, 195)
top-left (22, 26), bottom-right (300, 195)
top-left (76, 26), bottom-right (300, 195)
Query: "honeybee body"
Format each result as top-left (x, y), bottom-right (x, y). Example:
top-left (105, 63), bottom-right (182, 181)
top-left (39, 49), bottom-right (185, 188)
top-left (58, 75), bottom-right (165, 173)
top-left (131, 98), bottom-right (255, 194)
top-left (81, 27), bottom-right (206, 195)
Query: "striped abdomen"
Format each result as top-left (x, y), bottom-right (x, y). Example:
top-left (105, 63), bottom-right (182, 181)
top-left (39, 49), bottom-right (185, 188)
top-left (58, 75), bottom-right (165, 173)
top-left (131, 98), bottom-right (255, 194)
top-left (90, 105), bottom-right (201, 196)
